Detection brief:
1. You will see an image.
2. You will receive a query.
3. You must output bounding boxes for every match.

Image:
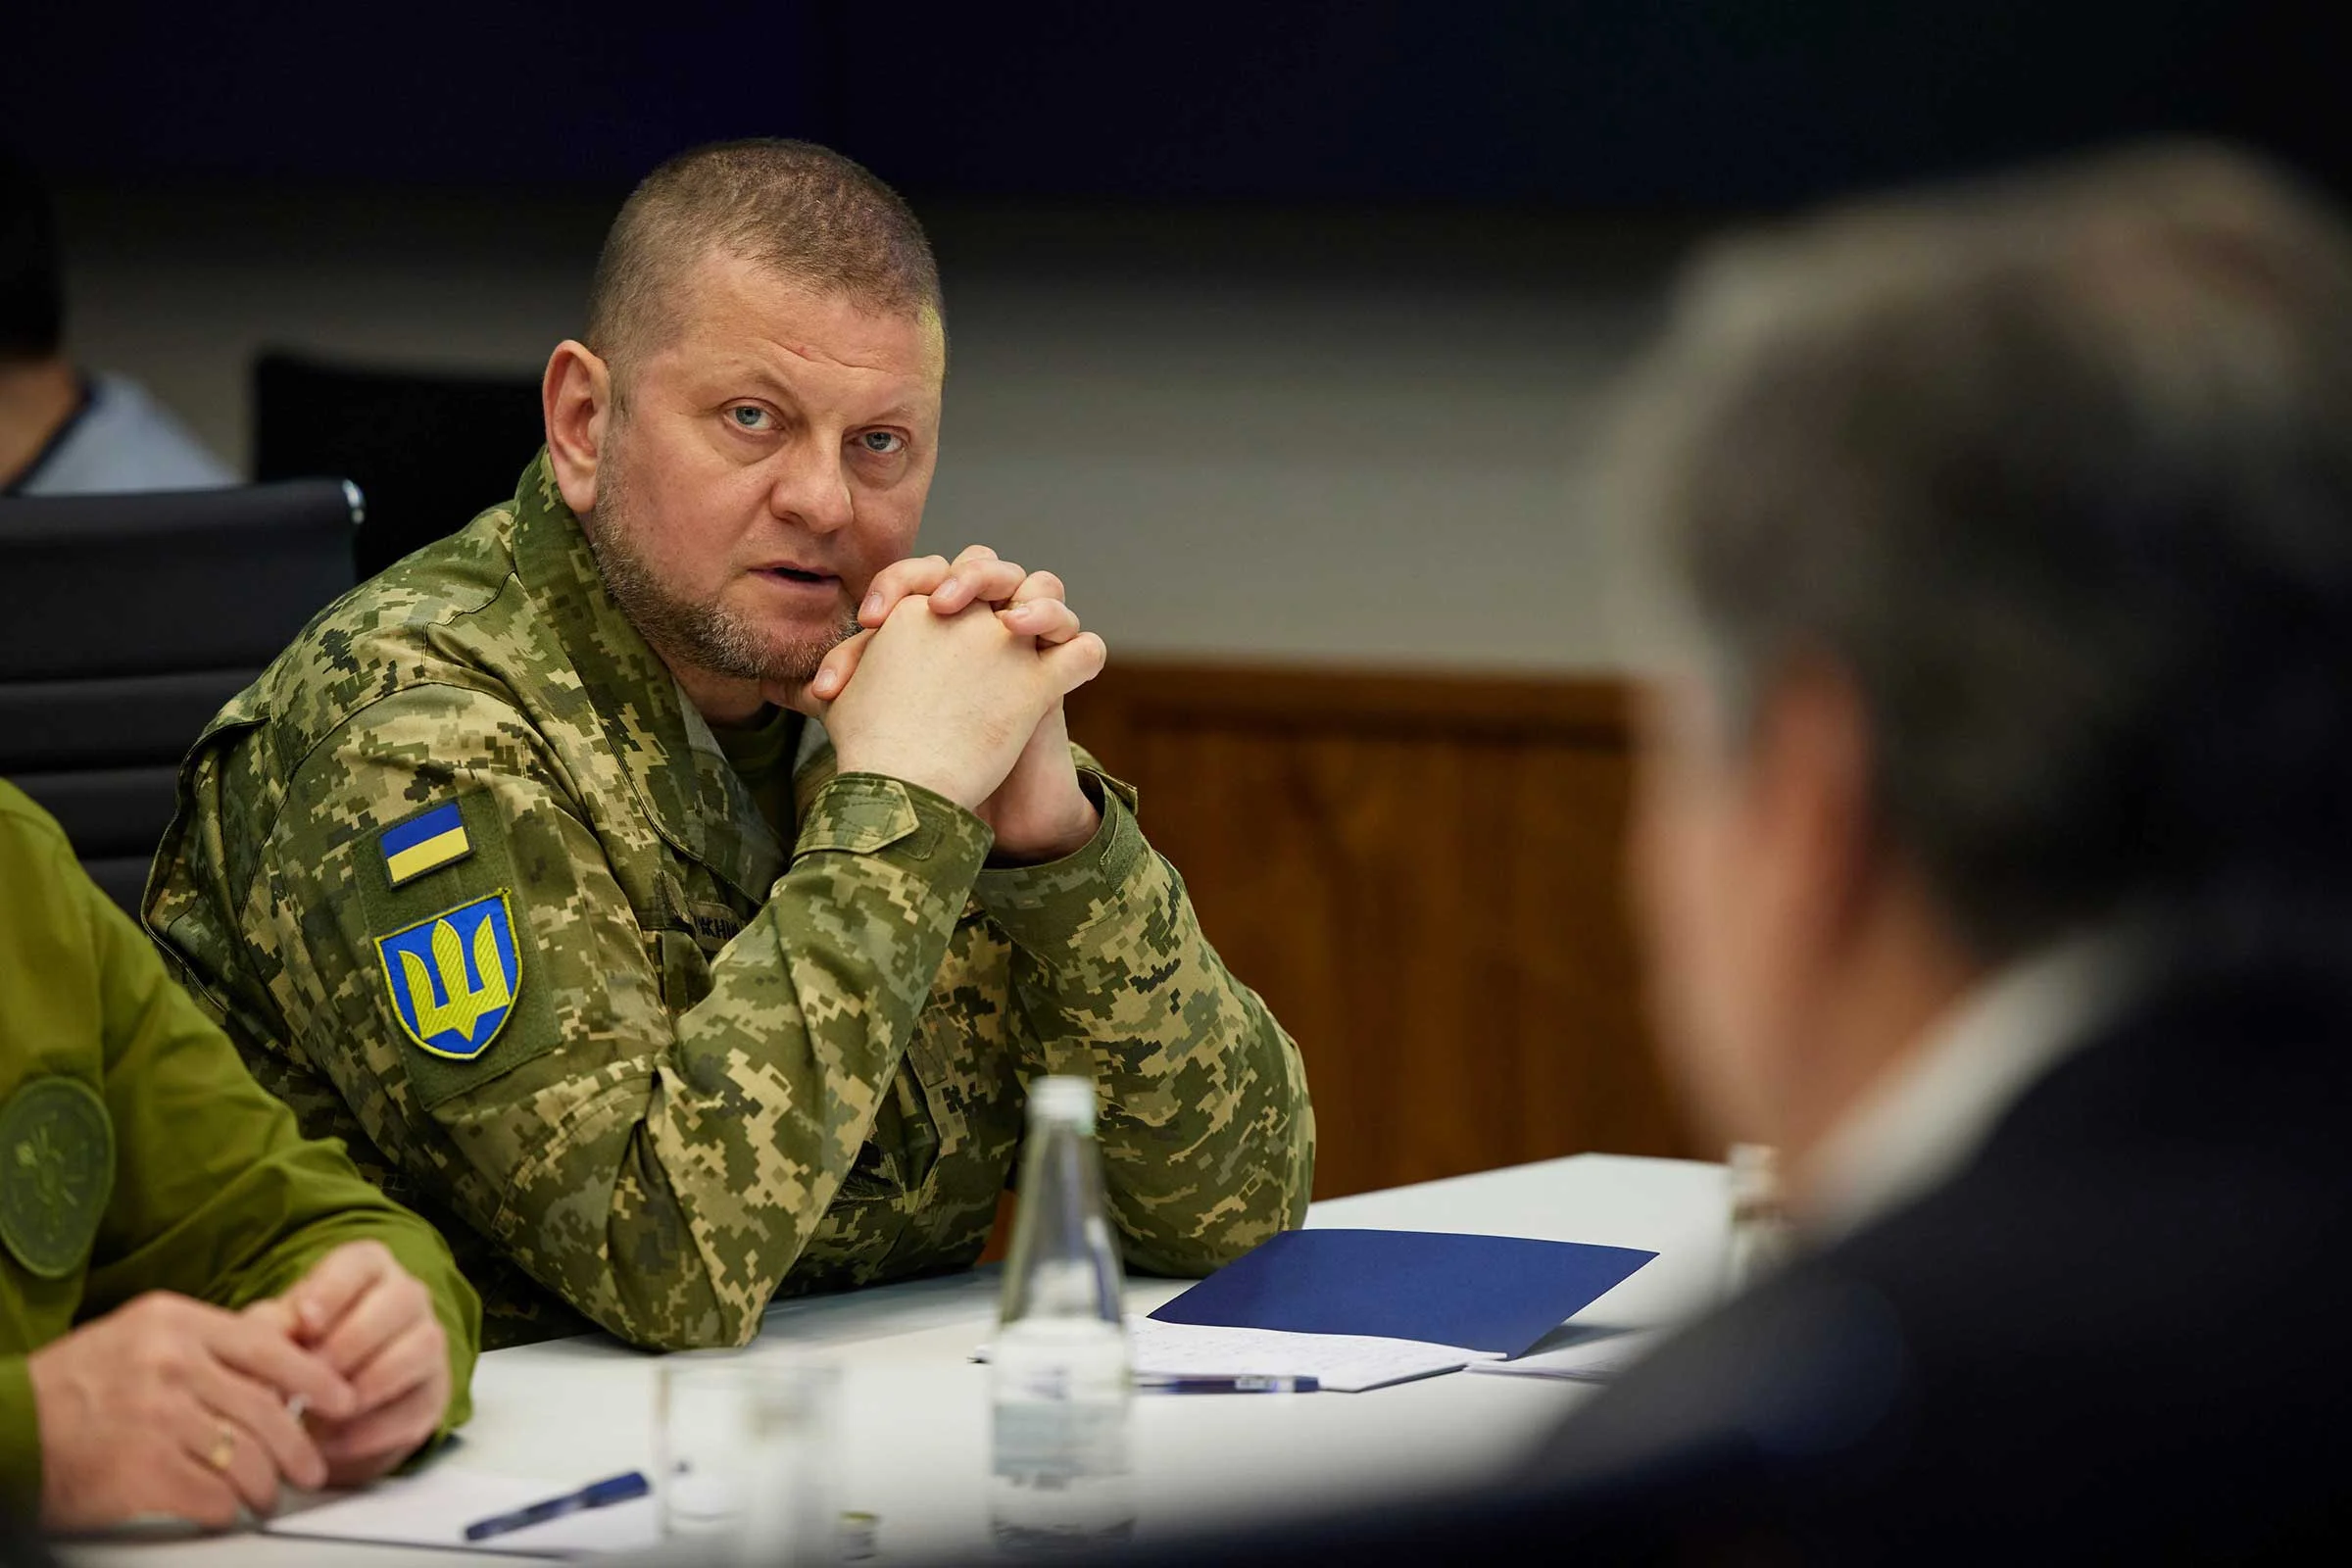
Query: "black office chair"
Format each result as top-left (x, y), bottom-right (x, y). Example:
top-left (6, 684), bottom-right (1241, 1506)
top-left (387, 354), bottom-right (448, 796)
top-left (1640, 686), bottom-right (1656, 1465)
top-left (253, 350), bottom-right (544, 579)
top-left (0, 480), bottom-right (361, 913)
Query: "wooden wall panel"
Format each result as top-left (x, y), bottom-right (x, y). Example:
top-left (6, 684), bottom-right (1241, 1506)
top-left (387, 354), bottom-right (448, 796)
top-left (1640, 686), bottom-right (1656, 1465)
top-left (1064, 663), bottom-right (1699, 1200)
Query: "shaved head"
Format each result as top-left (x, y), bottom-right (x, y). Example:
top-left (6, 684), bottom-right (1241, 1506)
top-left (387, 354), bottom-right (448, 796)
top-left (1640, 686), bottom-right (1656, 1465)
top-left (586, 138), bottom-right (942, 383)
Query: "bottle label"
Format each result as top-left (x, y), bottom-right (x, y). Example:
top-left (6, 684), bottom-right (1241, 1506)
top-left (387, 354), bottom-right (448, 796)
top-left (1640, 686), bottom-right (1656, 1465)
top-left (992, 1399), bottom-right (1131, 1481)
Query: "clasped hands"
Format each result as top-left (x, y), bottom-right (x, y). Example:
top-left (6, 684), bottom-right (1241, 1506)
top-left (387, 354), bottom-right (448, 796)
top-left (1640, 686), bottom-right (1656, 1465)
top-left (25, 1241), bottom-right (450, 1531)
top-left (767, 544), bottom-right (1109, 863)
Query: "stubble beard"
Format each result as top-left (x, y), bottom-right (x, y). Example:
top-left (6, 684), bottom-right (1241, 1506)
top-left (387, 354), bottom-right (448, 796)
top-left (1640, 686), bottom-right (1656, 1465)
top-left (585, 455), bottom-right (858, 689)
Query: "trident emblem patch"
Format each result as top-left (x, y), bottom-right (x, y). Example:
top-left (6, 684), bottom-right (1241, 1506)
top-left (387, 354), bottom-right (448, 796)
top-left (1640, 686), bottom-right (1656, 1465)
top-left (375, 892), bottom-right (521, 1059)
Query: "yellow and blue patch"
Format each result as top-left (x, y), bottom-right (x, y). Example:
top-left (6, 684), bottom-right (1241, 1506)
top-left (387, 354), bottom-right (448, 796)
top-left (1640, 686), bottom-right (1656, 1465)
top-left (376, 892), bottom-right (520, 1059)
top-left (380, 802), bottom-right (471, 888)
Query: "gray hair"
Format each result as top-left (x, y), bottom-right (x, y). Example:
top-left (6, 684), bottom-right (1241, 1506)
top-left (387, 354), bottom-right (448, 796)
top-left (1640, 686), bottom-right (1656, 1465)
top-left (1611, 143), bottom-right (2352, 962)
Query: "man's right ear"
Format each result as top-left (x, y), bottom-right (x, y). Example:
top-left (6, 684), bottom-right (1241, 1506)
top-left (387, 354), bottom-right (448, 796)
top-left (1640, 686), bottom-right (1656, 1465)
top-left (542, 340), bottom-right (612, 516)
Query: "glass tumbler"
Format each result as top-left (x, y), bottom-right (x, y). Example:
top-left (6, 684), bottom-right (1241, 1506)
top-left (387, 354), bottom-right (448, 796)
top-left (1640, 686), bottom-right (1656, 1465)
top-left (655, 1355), bottom-right (842, 1565)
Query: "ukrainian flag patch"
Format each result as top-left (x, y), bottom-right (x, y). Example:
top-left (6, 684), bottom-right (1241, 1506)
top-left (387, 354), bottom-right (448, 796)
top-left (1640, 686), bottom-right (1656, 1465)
top-left (376, 892), bottom-right (520, 1059)
top-left (380, 802), bottom-right (471, 887)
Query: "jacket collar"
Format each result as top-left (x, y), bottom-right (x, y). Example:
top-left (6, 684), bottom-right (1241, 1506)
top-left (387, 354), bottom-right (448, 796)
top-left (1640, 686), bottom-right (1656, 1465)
top-left (791, 723), bottom-right (841, 818)
top-left (507, 451), bottom-right (785, 904)
top-left (1802, 927), bottom-right (2145, 1248)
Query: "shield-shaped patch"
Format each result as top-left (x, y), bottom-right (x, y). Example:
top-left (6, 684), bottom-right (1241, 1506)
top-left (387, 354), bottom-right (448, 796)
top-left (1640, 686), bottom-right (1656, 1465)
top-left (375, 891), bottom-right (522, 1059)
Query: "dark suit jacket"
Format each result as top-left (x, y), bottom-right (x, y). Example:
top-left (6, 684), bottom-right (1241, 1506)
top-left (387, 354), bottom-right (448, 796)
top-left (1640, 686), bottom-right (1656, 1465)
top-left (1080, 952), bottom-right (2352, 1564)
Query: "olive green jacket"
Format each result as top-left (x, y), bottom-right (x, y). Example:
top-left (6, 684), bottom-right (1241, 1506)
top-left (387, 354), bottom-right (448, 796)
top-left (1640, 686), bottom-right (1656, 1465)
top-left (145, 455), bottom-right (1315, 1351)
top-left (0, 783), bottom-right (478, 1517)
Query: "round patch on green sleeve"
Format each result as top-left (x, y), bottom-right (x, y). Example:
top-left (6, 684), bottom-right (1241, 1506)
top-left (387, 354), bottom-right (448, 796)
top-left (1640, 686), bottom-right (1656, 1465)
top-left (0, 1076), bottom-right (117, 1280)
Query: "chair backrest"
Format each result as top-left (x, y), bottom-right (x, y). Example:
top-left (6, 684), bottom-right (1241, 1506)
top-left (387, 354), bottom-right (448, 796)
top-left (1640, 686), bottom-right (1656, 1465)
top-left (253, 350), bottom-right (543, 578)
top-left (0, 480), bottom-right (360, 912)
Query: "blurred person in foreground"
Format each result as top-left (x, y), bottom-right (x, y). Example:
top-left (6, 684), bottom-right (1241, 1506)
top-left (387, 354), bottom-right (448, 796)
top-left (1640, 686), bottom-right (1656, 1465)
top-left (144, 138), bottom-right (1314, 1351)
top-left (0, 151), bottom-right (233, 495)
top-left (0, 782), bottom-right (477, 1533)
top-left (1085, 142), bottom-right (2352, 1562)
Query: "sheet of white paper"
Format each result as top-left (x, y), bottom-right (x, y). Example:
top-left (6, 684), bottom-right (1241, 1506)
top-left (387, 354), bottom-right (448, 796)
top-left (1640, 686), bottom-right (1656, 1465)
top-left (262, 1469), bottom-right (660, 1557)
top-left (1468, 1326), bottom-right (1667, 1384)
top-left (978, 1318), bottom-right (1499, 1392)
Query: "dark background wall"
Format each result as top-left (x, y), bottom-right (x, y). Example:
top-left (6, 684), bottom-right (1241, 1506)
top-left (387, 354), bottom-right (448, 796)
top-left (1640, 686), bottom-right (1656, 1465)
top-left (7, 2), bottom-right (2339, 205)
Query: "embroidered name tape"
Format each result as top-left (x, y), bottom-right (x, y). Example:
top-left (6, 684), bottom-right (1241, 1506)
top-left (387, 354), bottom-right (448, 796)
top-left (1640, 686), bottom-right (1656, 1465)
top-left (381, 802), bottom-right (471, 888)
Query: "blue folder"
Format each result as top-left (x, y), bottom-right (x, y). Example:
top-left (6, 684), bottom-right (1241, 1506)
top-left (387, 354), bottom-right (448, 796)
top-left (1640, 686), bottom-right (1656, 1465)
top-left (1147, 1228), bottom-right (1657, 1357)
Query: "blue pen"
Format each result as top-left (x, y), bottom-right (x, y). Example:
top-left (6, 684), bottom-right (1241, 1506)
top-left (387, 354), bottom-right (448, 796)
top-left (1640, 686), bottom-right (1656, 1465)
top-left (1136, 1374), bottom-right (1319, 1395)
top-left (463, 1470), bottom-right (651, 1542)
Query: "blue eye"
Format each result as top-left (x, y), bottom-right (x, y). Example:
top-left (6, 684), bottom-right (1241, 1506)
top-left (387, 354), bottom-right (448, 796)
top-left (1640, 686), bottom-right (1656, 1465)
top-left (858, 430), bottom-right (906, 456)
top-left (728, 406), bottom-right (770, 430)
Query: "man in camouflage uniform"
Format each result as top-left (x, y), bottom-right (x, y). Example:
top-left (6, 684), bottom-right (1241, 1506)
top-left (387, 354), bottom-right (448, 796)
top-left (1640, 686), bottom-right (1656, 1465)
top-left (143, 139), bottom-right (1314, 1351)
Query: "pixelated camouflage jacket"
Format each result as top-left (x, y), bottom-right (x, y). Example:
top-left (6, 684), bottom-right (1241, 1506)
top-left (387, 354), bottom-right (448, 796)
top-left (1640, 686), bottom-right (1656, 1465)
top-left (143, 453), bottom-right (1315, 1351)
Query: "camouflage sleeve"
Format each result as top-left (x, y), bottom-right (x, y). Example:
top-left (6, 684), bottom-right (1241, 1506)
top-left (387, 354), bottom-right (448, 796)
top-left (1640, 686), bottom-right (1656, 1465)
top-left (254, 684), bottom-right (990, 1349)
top-left (974, 757), bottom-right (1314, 1275)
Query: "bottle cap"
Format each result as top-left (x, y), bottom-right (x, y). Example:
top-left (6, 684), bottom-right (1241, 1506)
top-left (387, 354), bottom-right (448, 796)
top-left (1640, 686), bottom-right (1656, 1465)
top-left (1027, 1075), bottom-right (1097, 1131)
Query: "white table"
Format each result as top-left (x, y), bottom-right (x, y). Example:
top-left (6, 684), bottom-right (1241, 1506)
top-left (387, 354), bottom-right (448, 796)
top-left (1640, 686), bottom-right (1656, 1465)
top-left (66, 1153), bottom-right (1728, 1566)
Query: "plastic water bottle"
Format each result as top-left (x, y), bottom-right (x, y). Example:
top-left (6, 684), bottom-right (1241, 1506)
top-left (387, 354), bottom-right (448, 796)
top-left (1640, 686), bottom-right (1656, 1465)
top-left (990, 1076), bottom-right (1138, 1551)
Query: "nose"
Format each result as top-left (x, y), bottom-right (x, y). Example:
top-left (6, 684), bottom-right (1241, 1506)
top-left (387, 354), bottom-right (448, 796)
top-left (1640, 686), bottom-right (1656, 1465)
top-left (765, 438), bottom-right (856, 536)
